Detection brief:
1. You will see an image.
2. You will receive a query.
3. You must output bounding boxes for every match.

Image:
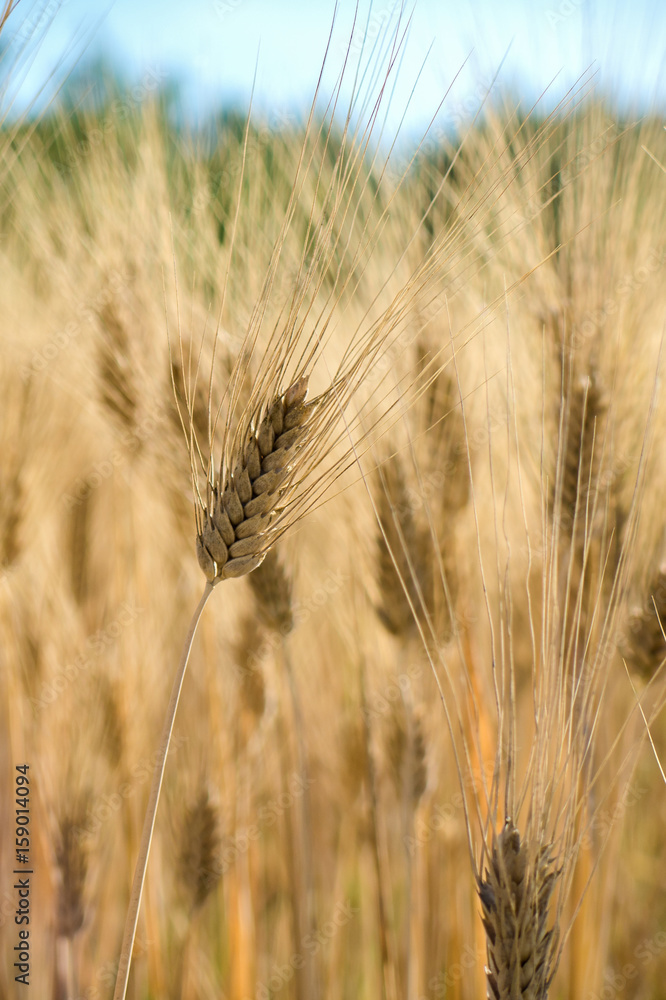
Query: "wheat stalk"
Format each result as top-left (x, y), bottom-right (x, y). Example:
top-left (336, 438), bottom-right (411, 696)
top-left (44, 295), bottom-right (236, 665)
top-left (112, 584), bottom-right (215, 1000)
top-left (114, 342), bottom-right (391, 998)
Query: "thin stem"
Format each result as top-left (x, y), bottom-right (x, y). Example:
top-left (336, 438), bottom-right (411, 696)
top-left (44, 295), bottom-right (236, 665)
top-left (113, 581), bottom-right (216, 1000)
top-left (282, 643), bottom-right (319, 1000)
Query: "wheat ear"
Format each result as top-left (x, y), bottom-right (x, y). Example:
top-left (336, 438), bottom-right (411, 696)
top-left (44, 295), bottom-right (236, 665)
top-left (626, 562), bottom-right (666, 679)
top-left (478, 821), bottom-right (559, 1000)
top-left (53, 805), bottom-right (89, 1000)
top-left (176, 786), bottom-right (223, 997)
top-left (196, 376), bottom-right (315, 582)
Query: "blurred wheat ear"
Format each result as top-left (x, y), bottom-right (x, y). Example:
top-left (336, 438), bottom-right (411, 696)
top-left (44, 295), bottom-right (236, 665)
top-left (177, 787), bottom-right (222, 912)
top-left (53, 804), bottom-right (90, 1000)
top-left (624, 562), bottom-right (666, 680)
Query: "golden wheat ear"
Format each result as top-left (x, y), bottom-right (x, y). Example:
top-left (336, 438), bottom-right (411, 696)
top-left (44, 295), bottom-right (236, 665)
top-left (196, 375), bottom-right (314, 581)
top-left (478, 821), bottom-right (559, 1000)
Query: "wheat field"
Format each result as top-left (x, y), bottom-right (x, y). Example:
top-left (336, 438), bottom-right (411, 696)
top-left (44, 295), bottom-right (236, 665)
top-left (1, 4), bottom-right (666, 999)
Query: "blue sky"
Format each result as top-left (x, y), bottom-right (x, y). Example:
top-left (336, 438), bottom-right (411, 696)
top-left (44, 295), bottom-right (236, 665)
top-left (3, 0), bottom-right (666, 140)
